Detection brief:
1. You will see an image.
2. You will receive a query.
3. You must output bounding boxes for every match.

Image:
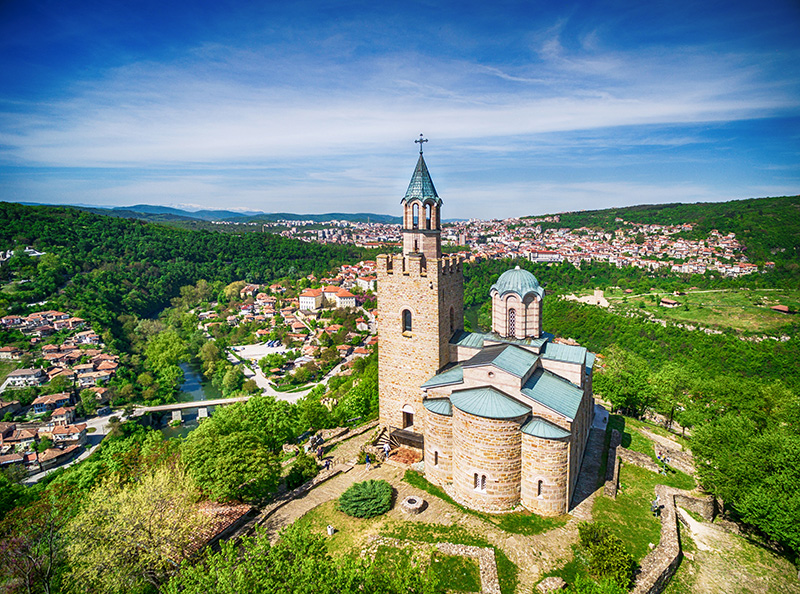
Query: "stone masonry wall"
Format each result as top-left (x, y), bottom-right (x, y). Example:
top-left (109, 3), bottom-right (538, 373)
top-left (521, 432), bottom-right (569, 515)
top-left (377, 253), bottom-right (462, 430)
top-left (452, 408), bottom-right (525, 512)
top-left (603, 429), bottom-right (622, 499)
top-left (423, 408), bottom-right (453, 486)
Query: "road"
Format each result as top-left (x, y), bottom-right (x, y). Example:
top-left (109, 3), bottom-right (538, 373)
top-left (23, 411), bottom-right (114, 485)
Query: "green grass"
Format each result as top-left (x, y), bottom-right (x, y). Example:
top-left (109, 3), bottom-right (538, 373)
top-left (430, 551), bottom-right (481, 592)
top-left (294, 500), bottom-right (518, 594)
top-left (383, 521), bottom-right (517, 594)
top-left (593, 463), bottom-right (694, 564)
top-left (607, 288), bottom-right (800, 334)
top-left (402, 470), bottom-right (568, 535)
top-left (0, 360), bottom-right (16, 384)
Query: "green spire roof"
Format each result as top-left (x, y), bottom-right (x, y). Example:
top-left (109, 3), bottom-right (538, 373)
top-left (402, 154), bottom-right (441, 205)
top-left (490, 266), bottom-right (544, 300)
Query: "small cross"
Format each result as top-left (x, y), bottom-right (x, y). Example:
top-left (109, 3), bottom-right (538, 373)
top-left (415, 134), bottom-right (428, 154)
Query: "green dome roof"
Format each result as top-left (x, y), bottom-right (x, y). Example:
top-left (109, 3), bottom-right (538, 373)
top-left (490, 266), bottom-right (544, 300)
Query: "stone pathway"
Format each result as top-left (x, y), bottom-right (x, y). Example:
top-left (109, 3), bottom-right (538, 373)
top-left (569, 427), bottom-right (606, 521)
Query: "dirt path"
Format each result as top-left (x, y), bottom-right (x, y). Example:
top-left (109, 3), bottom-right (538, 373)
top-left (675, 508), bottom-right (800, 594)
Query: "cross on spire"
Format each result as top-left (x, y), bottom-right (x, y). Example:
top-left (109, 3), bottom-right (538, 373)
top-left (415, 133), bottom-right (428, 154)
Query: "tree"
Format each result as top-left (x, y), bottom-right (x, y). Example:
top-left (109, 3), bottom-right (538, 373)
top-left (64, 466), bottom-right (209, 593)
top-left (0, 489), bottom-right (73, 594)
top-left (182, 428), bottom-right (281, 502)
top-left (80, 389), bottom-right (98, 416)
top-left (36, 436), bottom-right (54, 453)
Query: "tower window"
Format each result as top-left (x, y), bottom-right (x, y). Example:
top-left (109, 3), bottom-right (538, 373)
top-left (474, 473), bottom-right (487, 492)
top-left (412, 203), bottom-right (419, 229)
top-left (508, 308), bottom-right (516, 336)
top-left (425, 203), bottom-right (432, 229)
top-left (402, 309), bottom-right (412, 333)
top-left (537, 479), bottom-right (543, 497)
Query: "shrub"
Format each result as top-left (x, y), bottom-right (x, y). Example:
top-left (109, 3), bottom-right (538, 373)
top-left (577, 522), bottom-right (634, 588)
top-left (285, 451), bottom-right (319, 490)
top-left (338, 479), bottom-right (392, 518)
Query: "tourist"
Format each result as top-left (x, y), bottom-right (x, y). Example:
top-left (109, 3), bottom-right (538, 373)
top-left (325, 458), bottom-right (330, 471)
top-left (365, 453), bottom-right (371, 471)
top-left (383, 443), bottom-right (390, 459)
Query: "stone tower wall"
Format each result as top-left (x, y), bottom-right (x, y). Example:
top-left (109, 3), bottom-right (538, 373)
top-left (452, 408), bottom-right (525, 512)
top-left (521, 433), bottom-right (569, 515)
top-left (423, 408), bottom-right (453, 486)
top-left (377, 253), bottom-right (463, 430)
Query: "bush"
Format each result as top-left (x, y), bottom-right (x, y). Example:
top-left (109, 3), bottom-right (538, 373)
top-left (338, 479), bottom-right (393, 519)
top-left (577, 522), bottom-right (634, 588)
top-left (285, 451), bottom-right (320, 490)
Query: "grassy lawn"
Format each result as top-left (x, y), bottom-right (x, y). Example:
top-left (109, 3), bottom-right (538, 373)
top-left (607, 288), bottom-right (800, 334)
top-left (294, 500), bottom-right (518, 594)
top-left (403, 469), bottom-right (568, 535)
top-left (430, 551), bottom-right (482, 592)
top-left (593, 463), bottom-right (695, 564)
top-left (0, 360), bottom-right (17, 385)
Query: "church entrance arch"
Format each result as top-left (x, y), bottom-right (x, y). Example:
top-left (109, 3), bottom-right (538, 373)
top-left (402, 404), bottom-right (414, 429)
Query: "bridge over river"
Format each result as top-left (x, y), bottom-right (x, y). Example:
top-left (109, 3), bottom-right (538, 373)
top-left (133, 396), bottom-right (252, 422)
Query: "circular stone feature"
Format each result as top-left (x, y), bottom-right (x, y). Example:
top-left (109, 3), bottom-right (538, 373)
top-left (401, 495), bottom-right (425, 515)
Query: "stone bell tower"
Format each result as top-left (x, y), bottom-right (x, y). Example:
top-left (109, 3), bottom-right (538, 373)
top-left (377, 136), bottom-right (464, 432)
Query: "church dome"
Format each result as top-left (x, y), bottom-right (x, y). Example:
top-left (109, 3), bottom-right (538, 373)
top-left (490, 266), bottom-right (544, 300)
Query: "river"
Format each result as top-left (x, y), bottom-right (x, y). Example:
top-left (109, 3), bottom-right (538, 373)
top-left (159, 362), bottom-right (222, 439)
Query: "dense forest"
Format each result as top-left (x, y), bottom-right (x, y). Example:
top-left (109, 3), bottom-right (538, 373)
top-left (0, 202), bottom-right (374, 347)
top-left (529, 195), bottom-right (800, 266)
top-left (464, 257), bottom-right (799, 556)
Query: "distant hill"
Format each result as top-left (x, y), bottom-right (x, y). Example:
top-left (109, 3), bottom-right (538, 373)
top-left (72, 204), bottom-right (402, 225)
top-left (529, 195), bottom-right (800, 265)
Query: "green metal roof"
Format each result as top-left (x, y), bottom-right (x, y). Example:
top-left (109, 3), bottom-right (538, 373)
top-left (541, 341), bottom-right (587, 365)
top-left (520, 368), bottom-right (584, 420)
top-left (421, 364), bottom-right (464, 389)
top-left (422, 397), bottom-right (452, 416)
top-left (490, 266), bottom-right (545, 300)
top-left (521, 416), bottom-right (571, 440)
top-left (482, 331), bottom-right (552, 350)
top-left (462, 344), bottom-right (538, 378)
top-left (585, 352), bottom-right (596, 370)
top-left (450, 329), bottom-right (485, 349)
top-left (450, 386), bottom-right (531, 420)
top-left (402, 154), bottom-right (441, 205)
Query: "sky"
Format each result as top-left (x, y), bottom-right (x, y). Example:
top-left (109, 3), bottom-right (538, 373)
top-left (0, 0), bottom-right (798, 220)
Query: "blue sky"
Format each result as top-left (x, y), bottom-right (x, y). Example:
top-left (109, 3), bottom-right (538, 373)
top-left (0, 0), bottom-right (798, 219)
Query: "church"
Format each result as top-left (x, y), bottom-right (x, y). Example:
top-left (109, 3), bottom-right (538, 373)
top-left (377, 143), bottom-right (596, 516)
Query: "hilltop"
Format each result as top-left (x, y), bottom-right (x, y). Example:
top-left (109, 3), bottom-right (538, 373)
top-left (527, 195), bottom-right (800, 266)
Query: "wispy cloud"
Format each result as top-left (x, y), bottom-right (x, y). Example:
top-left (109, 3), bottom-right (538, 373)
top-left (0, 2), bottom-right (797, 215)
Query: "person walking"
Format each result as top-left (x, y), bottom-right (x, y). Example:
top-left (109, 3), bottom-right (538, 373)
top-left (383, 442), bottom-right (390, 460)
top-left (365, 453), bottom-right (371, 472)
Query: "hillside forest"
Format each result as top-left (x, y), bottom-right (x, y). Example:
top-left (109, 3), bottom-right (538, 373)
top-left (0, 197), bottom-right (798, 593)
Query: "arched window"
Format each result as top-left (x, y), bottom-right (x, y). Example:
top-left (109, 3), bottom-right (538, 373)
top-left (414, 239), bottom-right (419, 252)
top-left (474, 473), bottom-right (486, 492)
top-left (402, 309), bottom-right (412, 333)
top-left (481, 475), bottom-right (487, 491)
top-left (537, 480), bottom-right (543, 497)
top-left (449, 307), bottom-right (455, 334)
top-left (474, 473), bottom-right (479, 489)
top-left (425, 203), bottom-right (432, 229)
top-left (434, 451), bottom-right (439, 466)
top-left (412, 203), bottom-right (419, 229)
top-left (508, 308), bottom-right (516, 336)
